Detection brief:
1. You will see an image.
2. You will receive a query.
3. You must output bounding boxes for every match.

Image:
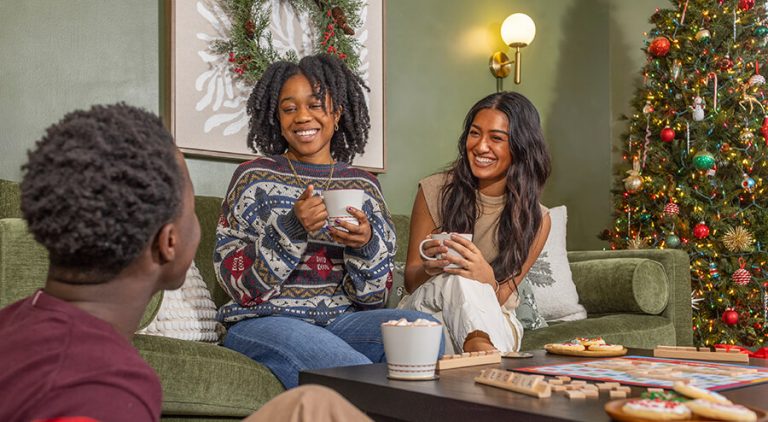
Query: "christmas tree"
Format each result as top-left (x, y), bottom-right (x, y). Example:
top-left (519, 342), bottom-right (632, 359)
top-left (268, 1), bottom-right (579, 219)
top-left (608, 0), bottom-right (768, 347)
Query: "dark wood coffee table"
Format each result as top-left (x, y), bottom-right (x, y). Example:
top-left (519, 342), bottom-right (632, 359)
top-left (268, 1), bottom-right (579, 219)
top-left (299, 349), bottom-right (768, 421)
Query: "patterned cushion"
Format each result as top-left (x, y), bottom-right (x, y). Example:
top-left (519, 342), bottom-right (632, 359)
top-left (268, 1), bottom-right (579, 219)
top-left (137, 261), bottom-right (225, 343)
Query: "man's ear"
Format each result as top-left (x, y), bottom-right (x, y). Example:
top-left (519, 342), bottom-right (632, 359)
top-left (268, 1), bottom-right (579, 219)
top-left (155, 223), bottom-right (177, 264)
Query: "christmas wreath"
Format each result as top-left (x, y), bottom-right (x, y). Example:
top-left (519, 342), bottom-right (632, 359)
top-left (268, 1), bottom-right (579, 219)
top-left (212, 0), bottom-right (364, 85)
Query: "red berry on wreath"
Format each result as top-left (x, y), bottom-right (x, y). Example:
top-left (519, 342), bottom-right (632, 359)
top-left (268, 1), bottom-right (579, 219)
top-left (739, 0), bottom-right (755, 10)
top-left (693, 222), bottom-right (710, 239)
top-left (660, 126), bottom-right (675, 142)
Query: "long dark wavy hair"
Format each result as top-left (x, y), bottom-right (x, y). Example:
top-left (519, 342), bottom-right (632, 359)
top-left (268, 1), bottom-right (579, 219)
top-left (245, 53), bottom-right (370, 163)
top-left (439, 92), bottom-right (551, 283)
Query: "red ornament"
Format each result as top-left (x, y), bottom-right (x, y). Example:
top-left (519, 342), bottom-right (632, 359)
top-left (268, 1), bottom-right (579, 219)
top-left (732, 268), bottom-right (751, 285)
top-left (739, 0), bottom-right (755, 10)
top-left (722, 309), bottom-right (739, 326)
top-left (693, 222), bottom-right (710, 239)
top-left (648, 37), bottom-right (671, 57)
top-left (663, 202), bottom-right (680, 216)
top-left (660, 126), bottom-right (675, 142)
top-left (718, 56), bottom-right (734, 72)
top-left (760, 116), bottom-right (768, 145)
top-left (755, 322), bottom-right (764, 331)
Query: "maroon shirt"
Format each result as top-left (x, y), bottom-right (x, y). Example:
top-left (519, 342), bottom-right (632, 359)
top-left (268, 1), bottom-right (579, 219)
top-left (0, 290), bottom-right (162, 422)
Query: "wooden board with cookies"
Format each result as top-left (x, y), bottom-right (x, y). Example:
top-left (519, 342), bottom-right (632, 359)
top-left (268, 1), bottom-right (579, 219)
top-left (544, 337), bottom-right (628, 357)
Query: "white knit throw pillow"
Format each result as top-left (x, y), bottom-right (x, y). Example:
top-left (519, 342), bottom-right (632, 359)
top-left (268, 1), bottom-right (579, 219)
top-left (137, 261), bottom-right (224, 342)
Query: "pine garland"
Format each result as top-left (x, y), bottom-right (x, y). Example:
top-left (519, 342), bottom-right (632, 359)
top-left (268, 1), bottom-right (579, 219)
top-left (212, 0), bottom-right (364, 85)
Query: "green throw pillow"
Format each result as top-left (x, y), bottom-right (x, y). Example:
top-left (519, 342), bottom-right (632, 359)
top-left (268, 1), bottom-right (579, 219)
top-left (515, 279), bottom-right (548, 330)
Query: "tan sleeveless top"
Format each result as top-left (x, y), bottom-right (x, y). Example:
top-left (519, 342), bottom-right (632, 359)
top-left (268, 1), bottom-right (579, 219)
top-left (419, 172), bottom-right (549, 264)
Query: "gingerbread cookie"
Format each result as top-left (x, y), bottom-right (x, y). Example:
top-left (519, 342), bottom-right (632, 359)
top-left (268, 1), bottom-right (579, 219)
top-left (684, 399), bottom-right (757, 422)
top-left (673, 381), bottom-right (732, 405)
top-left (621, 399), bottom-right (691, 420)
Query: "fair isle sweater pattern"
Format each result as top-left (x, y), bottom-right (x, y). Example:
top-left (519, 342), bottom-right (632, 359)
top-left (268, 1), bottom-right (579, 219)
top-left (214, 156), bottom-right (395, 326)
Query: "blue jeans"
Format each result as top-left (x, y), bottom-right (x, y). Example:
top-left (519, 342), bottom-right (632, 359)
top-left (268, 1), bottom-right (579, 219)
top-left (223, 309), bottom-right (444, 388)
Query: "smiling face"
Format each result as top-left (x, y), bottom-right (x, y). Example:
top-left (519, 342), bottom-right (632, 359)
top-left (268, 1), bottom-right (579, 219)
top-left (466, 108), bottom-right (512, 196)
top-left (278, 73), bottom-right (340, 164)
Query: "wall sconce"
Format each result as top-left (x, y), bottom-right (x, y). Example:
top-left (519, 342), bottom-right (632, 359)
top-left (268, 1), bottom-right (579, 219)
top-left (489, 13), bottom-right (536, 90)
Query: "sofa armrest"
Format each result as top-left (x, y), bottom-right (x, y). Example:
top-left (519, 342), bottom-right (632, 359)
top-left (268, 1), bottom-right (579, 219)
top-left (568, 249), bottom-right (692, 346)
top-left (571, 258), bottom-right (668, 315)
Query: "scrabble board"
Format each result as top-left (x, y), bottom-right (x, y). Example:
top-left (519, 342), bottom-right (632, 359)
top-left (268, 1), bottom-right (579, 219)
top-left (513, 356), bottom-right (768, 391)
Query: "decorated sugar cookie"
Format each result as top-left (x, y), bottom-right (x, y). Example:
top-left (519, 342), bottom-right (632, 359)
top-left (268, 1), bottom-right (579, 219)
top-left (673, 381), bottom-right (732, 404)
top-left (587, 343), bottom-right (624, 352)
top-left (684, 399), bottom-right (757, 422)
top-left (621, 399), bottom-right (691, 420)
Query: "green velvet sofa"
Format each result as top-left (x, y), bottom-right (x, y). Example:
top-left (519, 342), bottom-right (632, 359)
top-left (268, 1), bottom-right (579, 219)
top-left (0, 179), bottom-right (692, 421)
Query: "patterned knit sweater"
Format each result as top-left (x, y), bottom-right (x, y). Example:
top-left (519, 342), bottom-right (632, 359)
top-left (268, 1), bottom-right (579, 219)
top-left (214, 155), bottom-right (396, 326)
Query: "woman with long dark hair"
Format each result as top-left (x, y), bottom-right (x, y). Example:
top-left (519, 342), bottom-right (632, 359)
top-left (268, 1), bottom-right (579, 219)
top-left (399, 91), bottom-right (551, 353)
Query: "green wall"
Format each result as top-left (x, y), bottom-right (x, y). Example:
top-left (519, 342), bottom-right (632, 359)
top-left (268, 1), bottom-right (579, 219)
top-left (0, 0), bottom-right (662, 250)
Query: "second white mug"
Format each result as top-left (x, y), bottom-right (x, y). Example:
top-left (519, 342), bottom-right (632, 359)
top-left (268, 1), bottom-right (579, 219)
top-left (419, 233), bottom-right (473, 269)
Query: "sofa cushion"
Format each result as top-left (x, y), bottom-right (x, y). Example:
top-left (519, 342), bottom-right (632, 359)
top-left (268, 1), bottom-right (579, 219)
top-left (134, 334), bottom-right (283, 417)
top-left (0, 218), bottom-right (162, 329)
top-left (0, 180), bottom-right (22, 219)
top-left (527, 206), bottom-right (587, 322)
top-left (520, 314), bottom-right (676, 350)
top-left (571, 258), bottom-right (669, 315)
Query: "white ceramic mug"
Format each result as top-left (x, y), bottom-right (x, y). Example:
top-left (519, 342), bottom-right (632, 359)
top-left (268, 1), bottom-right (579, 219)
top-left (419, 233), bottom-right (473, 269)
top-left (322, 189), bottom-right (364, 230)
top-left (381, 323), bottom-right (443, 380)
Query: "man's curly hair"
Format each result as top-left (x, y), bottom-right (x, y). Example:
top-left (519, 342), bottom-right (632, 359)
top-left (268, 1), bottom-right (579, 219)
top-left (245, 53), bottom-right (371, 163)
top-left (20, 103), bottom-right (182, 284)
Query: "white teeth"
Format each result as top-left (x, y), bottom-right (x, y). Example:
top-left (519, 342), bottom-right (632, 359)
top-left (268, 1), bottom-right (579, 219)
top-left (475, 157), bottom-right (495, 164)
top-left (296, 129), bottom-right (319, 136)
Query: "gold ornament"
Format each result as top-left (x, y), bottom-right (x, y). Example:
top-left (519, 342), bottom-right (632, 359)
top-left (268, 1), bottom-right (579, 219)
top-left (623, 158), bottom-right (643, 193)
top-left (721, 226), bottom-right (755, 252)
top-left (627, 236), bottom-right (649, 250)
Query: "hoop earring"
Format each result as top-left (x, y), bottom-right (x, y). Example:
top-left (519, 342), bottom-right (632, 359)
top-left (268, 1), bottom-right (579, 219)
top-left (334, 122), bottom-right (339, 131)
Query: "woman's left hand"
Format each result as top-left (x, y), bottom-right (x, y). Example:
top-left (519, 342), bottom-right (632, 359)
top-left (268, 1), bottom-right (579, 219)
top-left (329, 207), bottom-right (373, 249)
top-left (442, 234), bottom-right (496, 287)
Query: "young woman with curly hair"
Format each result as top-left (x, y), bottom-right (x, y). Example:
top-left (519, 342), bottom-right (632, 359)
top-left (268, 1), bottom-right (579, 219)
top-left (214, 53), bottom-right (439, 388)
top-left (399, 92), bottom-right (552, 354)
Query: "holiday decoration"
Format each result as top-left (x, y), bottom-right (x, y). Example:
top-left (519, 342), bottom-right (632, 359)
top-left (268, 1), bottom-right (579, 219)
top-left (740, 174), bottom-right (756, 192)
top-left (718, 55), bottom-right (734, 72)
top-left (732, 259), bottom-right (752, 285)
top-left (722, 226), bottom-right (755, 252)
top-left (212, 0), bottom-right (365, 85)
top-left (739, 128), bottom-right (755, 145)
top-left (627, 236), bottom-right (649, 249)
top-left (663, 202), bottom-right (680, 216)
top-left (695, 28), bottom-right (711, 42)
top-left (692, 150), bottom-right (716, 170)
top-left (666, 234), bottom-right (681, 248)
top-left (623, 159), bottom-right (643, 193)
top-left (693, 222), bottom-right (710, 239)
top-left (709, 262), bottom-right (720, 279)
top-left (722, 309), bottom-right (739, 326)
top-left (609, 0), bottom-right (768, 346)
top-left (739, 0), bottom-right (755, 11)
top-left (649, 36), bottom-right (671, 57)
top-left (761, 116), bottom-right (768, 144)
top-left (660, 126), bottom-right (676, 142)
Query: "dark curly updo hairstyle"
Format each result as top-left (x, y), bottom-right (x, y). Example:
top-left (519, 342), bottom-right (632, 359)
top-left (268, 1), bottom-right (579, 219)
top-left (245, 53), bottom-right (370, 163)
top-left (20, 103), bottom-right (182, 284)
top-left (440, 92), bottom-right (551, 284)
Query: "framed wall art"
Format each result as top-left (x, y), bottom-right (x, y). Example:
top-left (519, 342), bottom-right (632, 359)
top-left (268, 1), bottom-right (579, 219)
top-left (162, 0), bottom-right (386, 171)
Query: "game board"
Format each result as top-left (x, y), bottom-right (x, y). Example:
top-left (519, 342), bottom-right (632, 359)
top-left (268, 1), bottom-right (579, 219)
top-left (513, 356), bottom-right (768, 391)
